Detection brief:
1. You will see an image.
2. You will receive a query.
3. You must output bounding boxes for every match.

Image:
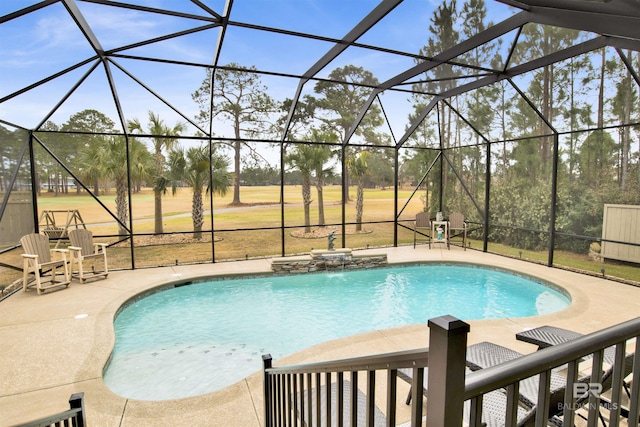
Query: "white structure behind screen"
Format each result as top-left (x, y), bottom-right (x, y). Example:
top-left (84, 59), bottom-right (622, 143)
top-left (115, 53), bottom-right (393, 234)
top-left (601, 204), bottom-right (640, 264)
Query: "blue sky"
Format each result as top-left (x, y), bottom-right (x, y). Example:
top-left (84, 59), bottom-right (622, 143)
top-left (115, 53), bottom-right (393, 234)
top-left (0, 0), bottom-right (519, 151)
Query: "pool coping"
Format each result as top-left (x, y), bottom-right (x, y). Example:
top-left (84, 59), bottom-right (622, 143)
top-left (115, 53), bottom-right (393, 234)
top-left (1, 246), bottom-right (639, 426)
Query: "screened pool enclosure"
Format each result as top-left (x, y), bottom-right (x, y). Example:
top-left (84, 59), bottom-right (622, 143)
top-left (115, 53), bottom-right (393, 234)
top-left (1, 0), bottom-right (639, 285)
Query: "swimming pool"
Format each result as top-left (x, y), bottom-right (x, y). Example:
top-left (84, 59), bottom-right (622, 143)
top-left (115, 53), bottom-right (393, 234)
top-left (103, 263), bottom-right (570, 401)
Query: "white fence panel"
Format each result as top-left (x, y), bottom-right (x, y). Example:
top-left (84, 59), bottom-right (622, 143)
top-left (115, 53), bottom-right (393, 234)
top-left (601, 204), bottom-right (640, 264)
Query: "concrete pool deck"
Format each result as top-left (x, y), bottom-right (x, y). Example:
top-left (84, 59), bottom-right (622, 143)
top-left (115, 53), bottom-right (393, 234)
top-left (1, 246), bottom-right (639, 426)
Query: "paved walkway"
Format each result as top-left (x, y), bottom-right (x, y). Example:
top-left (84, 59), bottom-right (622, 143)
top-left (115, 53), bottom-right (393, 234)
top-left (1, 246), bottom-right (639, 426)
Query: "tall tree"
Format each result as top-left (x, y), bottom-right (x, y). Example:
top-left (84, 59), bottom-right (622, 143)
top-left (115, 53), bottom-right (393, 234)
top-left (460, 0), bottom-right (499, 202)
top-left (75, 134), bottom-right (109, 195)
top-left (192, 64), bottom-right (277, 205)
top-left (97, 136), bottom-right (152, 236)
top-left (308, 129), bottom-right (337, 227)
top-left (581, 48), bottom-right (618, 190)
top-left (274, 96), bottom-right (318, 204)
top-left (413, 1), bottom-right (460, 200)
top-left (611, 50), bottom-right (637, 190)
top-left (313, 66), bottom-right (382, 140)
top-left (562, 55), bottom-right (592, 182)
top-left (373, 151), bottom-right (395, 190)
top-left (512, 25), bottom-right (580, 173)
top-left (348, 150), bottom-right (370, 232)
top-left (61, 109), bottom-right (116, 195)
top-left (577, 130), bottom-right (617, 187)
top-left (495, 81), bottom-right (514, 174)
top-left (36, 121), bottom-right (66, 196)
top-left (403, 99), bottom-right (440, 212)
top-left (168, 144), bottom-right (232, 239)
top-left (285, 144), bottom-right (316, 233)
top-left (312, 65), bottom-right (384, 200)
top-left (128, 111), bottom-right (185, 234)
top-left (0, 126), bottom-right (23, 191)
top-left (277, 96), bottom-right (317, 141)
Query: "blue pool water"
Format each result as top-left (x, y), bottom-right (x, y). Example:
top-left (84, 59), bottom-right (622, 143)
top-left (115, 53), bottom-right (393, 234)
top-left (103, 264), bottom-right (570, 400)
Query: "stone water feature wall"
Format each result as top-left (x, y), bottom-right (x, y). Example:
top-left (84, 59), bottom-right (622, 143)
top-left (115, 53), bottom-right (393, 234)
top-left (270, 249), bottom-right (387, 274)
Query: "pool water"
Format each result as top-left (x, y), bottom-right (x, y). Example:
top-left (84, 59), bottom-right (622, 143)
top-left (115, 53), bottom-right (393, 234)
top-left (103, 264), bottom-right (570, 400)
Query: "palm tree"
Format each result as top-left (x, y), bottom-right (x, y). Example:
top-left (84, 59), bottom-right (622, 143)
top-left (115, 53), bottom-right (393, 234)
top-left (285, 144), bottom-right (316, 233)
top-left (348, 150), bottom-right (370, 232)
top-left (168, 144), bottom-right (232, 239)
top-left (128, 111), bottom-right (186, 234)
top-left (75, 137), bottom-right (105, 195)
top-left (309, 130), bottom-right (337, 227)
top-left (99, 136), bottom-right (153, 236)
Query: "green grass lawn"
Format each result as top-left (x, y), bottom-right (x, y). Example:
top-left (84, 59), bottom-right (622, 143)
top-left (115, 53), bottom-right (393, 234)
top-left (485, 242), bottom-right (639, 284)
top-left (2, 185), bottom-right (638, 286)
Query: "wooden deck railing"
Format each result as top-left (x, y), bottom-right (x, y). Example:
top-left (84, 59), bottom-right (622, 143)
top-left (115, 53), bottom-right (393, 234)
top-left (263, 316), bottom-right (640, 427)
top-left (12, 393), bottom-right (85, 427)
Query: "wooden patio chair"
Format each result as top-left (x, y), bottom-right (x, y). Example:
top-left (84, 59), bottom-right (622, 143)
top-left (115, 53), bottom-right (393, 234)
top-left (413, 211), bottom-right (431, 248)
top-left (448, 212), bottom-right (467, 250)
top-left (68, 229), bottom-right (109, 283)
top-left (20, 233), bottom-right (70, 294)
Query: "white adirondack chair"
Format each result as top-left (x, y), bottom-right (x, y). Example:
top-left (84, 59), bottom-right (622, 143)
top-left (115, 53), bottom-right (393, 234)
top-left (20, 233), bottom-right (70, 294)
top-left (68, 229), bottom-right (109, 283)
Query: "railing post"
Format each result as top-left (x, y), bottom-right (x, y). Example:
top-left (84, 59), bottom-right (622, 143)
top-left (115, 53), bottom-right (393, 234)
top-left (69, 392), bottom-right (85, 427)
top-left (263, 354), bottom-right (273, 427)
top-left (426, 315), bottom-right (470, 427)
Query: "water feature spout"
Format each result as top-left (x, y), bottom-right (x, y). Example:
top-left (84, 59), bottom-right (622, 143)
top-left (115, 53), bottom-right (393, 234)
top-left (322, 252), bottom-right (346, 272)
top-left (327, 231), bottom-right (336, 251)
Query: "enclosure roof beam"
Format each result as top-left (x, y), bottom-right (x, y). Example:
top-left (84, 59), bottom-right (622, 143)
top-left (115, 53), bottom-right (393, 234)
top-left (377, 11), bottom-right (531, 92)
top-left (527, 7), bottom-right (640, 42)
top-left (343, 11), bottom-right (531, 146)
top-left (300, 0), bottom-right (402, 82)
top-left (498, 0), bottom-right (640, 41)
top-left (392, 38), bottom-right (607, 150)
top-left (62, 0), bottom-right (105, 57)
top-left (500, 0), bottom-right (640, 14)
top-left (83, 0), bottom-right (220, 21)
top-left (437, 36), bottom-right (609, 102)
top-left (0, 0), bottom-right (58, 24)
top-left (396, 96), bottom-right (441, 150)
top-left (608, 37), bottom-right (640, 53)
top-left (293, 0), bottom-right (403, 145)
